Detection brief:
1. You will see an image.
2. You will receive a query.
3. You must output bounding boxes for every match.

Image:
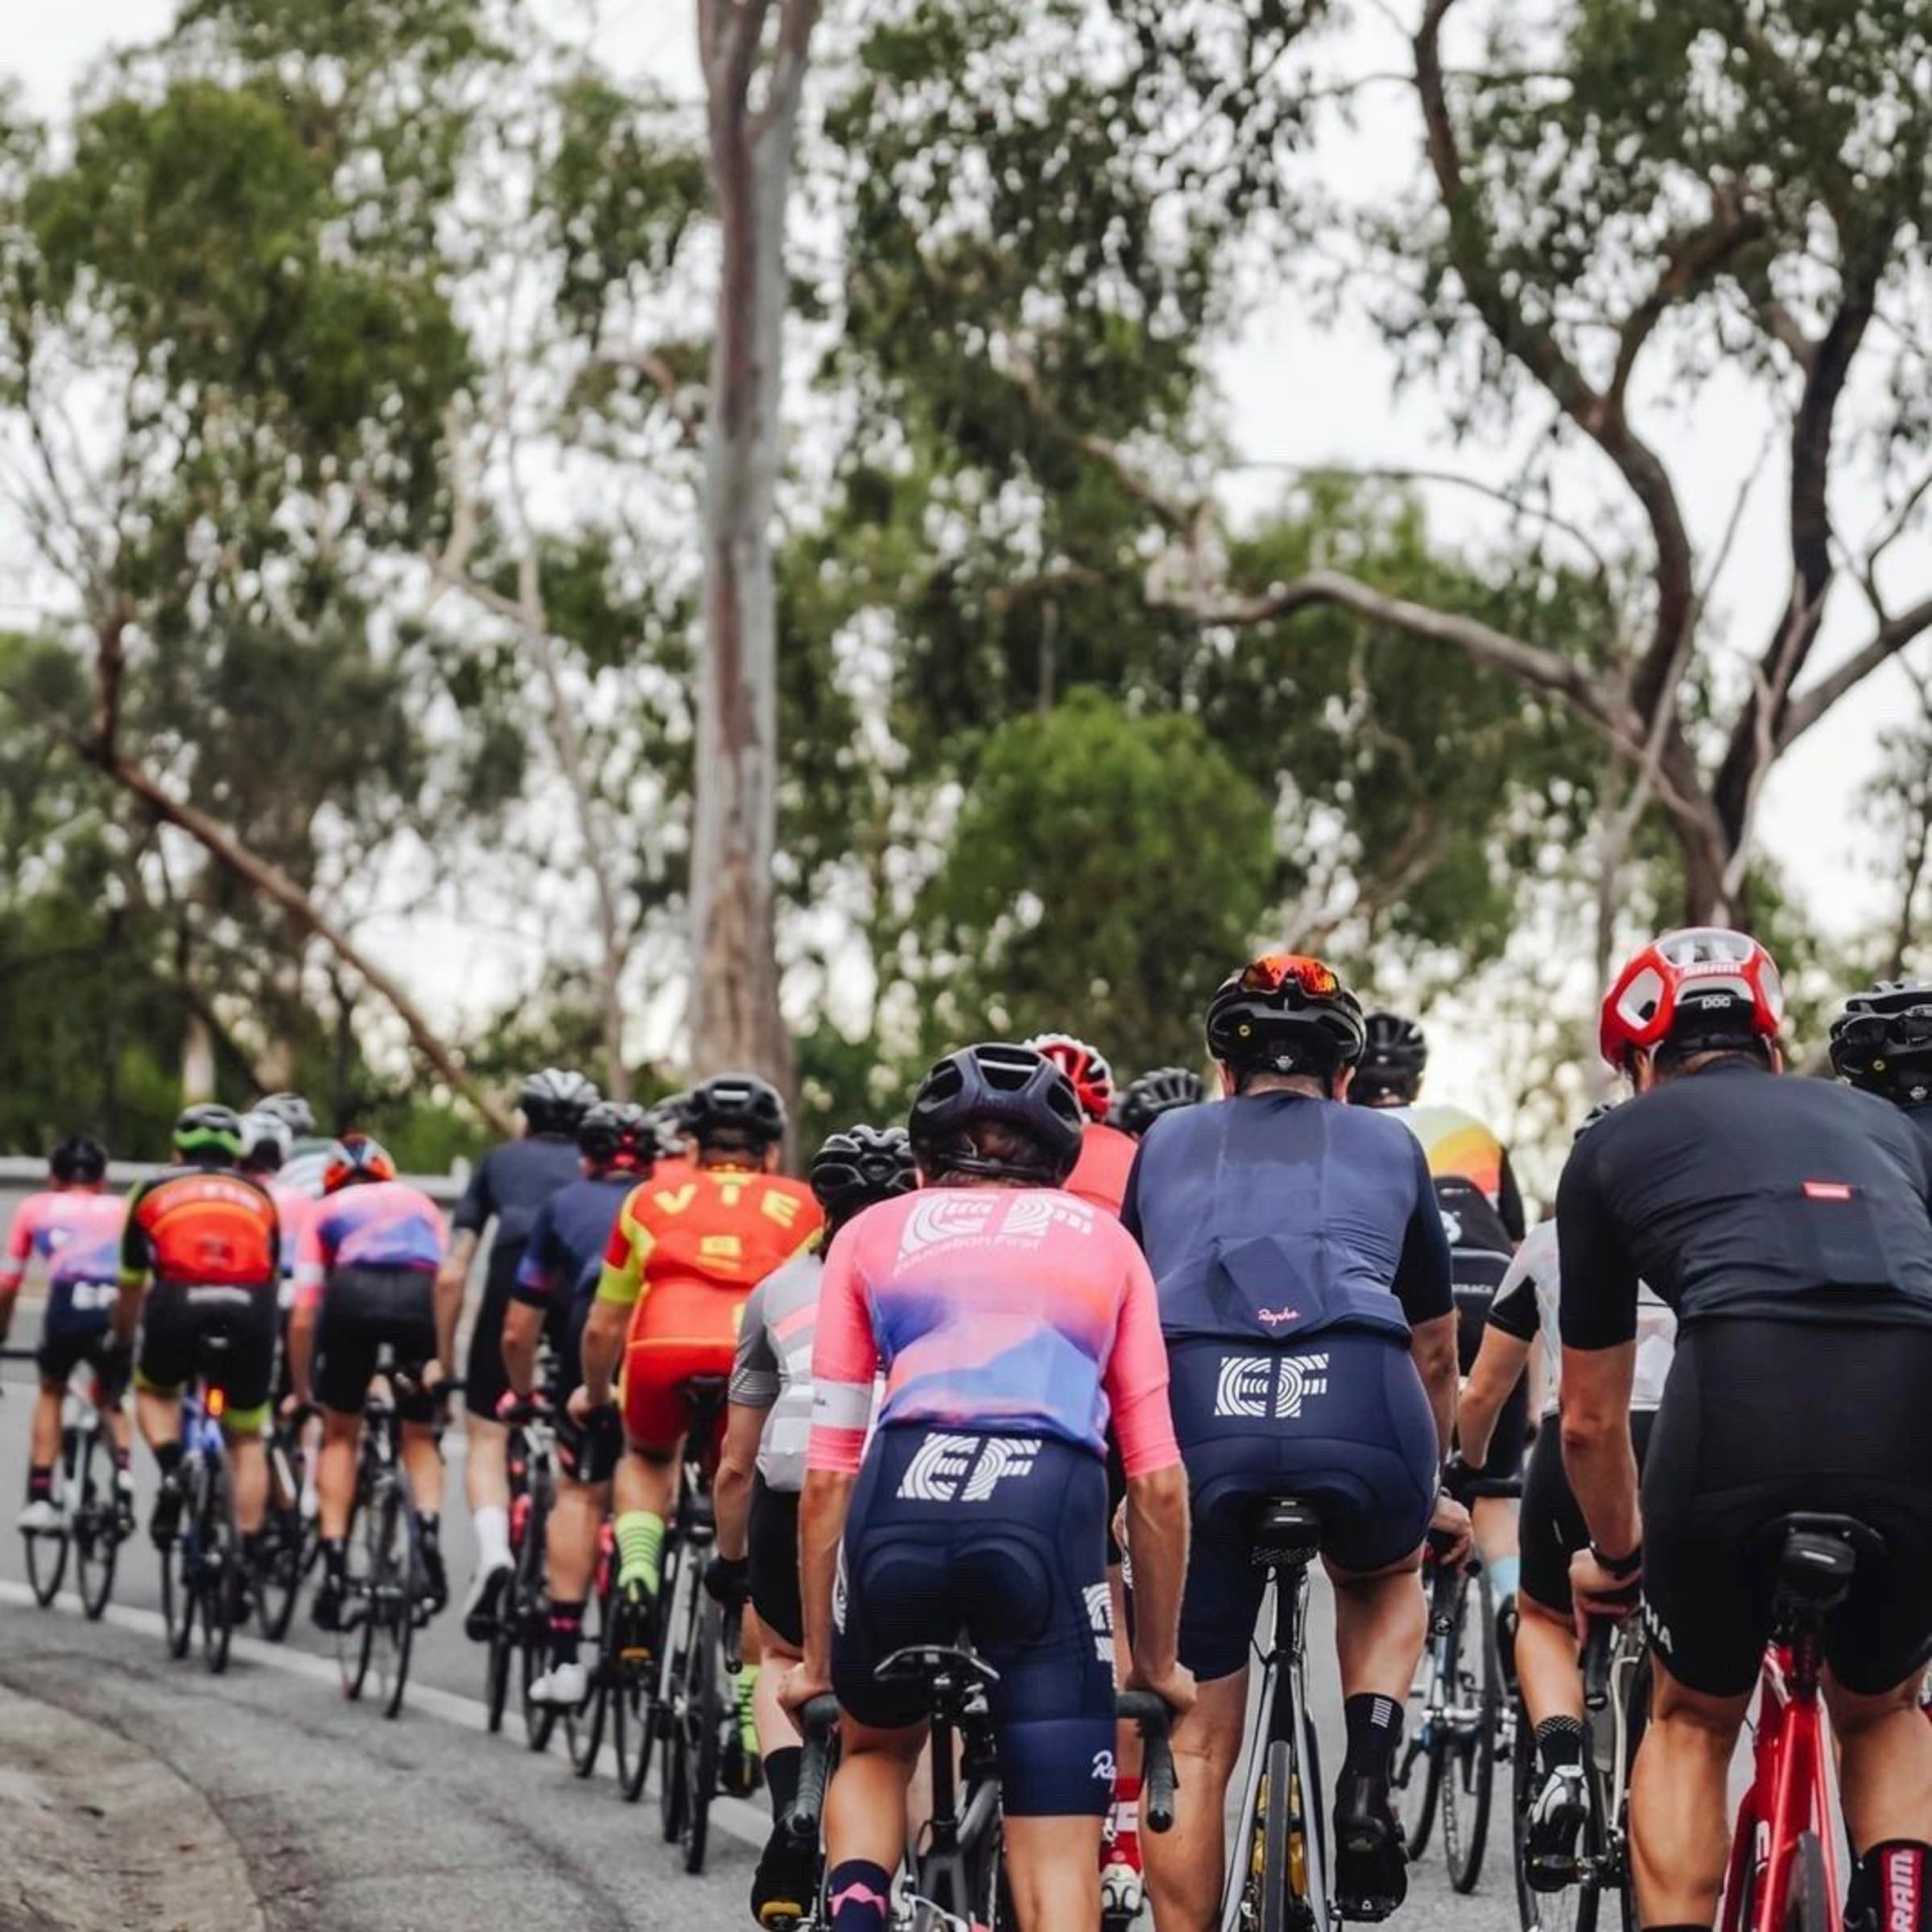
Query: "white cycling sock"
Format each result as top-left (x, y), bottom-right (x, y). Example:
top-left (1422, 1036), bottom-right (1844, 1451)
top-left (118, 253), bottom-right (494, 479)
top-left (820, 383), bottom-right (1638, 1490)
top-left (473, 1504), bottom-right (511, 1575)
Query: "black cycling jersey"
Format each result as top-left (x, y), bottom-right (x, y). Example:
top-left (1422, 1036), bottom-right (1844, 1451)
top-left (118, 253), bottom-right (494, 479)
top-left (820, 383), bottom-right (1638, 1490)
top-left (1558, 1062), bottom-right (1932, 1349)
top-left (452, 1133), bottom-right (582, 1253)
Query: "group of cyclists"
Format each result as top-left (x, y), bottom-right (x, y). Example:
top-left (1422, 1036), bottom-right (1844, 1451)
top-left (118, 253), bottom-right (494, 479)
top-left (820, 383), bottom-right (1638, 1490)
top-left (5, 924), bottom-right (1932, 1932)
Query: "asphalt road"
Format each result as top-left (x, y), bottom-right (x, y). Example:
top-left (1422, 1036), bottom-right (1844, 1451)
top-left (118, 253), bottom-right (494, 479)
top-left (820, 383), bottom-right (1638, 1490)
top-left (0, 1331), bottom-right (1521, 1932)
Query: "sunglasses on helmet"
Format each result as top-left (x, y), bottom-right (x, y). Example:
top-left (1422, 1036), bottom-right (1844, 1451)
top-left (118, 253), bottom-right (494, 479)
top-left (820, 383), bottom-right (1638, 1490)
top-left (1238, 954), bottom-right (1343, 1000)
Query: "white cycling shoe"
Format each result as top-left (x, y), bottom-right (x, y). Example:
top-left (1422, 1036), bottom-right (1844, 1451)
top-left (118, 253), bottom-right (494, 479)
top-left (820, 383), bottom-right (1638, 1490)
top-left (528, 1659), bottom-right (588, 1707)
top-left (17, 1499), bottom-right (64, 1534)
top-left (1100, 1854), bottom-right (1145, 1925)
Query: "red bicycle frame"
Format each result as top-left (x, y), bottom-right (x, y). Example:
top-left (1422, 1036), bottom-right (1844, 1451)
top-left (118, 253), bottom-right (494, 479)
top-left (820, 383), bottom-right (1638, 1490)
top-left (1719, 1632), bottom-right (1844, 1932)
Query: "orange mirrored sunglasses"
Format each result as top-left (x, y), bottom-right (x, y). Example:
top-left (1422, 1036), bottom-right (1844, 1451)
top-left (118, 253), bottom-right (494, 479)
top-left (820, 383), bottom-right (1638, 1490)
top-left (1238, 954), bottom-right (1341, 999)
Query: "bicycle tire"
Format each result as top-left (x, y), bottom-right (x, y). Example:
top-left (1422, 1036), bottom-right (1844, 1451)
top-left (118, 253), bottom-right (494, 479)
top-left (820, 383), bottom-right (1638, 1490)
top-left (161, 1479), bottom-right (195, 1659)
top-left (680, 1588), bottom-right (723, 1874)
top-left (485, 1595), bottom-right (514, 1732)
top-left (659, 1540), bottom-right (691, 1843)
top-left (337, 1488), bottom-right (377, 1700)
top-left (1512, 1691), bottom-right (1599, 1932)
top-left (378, 1484), bottom-right (420, 1720)
top-left (73, 1427), bottom-right (118, 1620)
top-left (1258, 1737), bottom-right (1297, 1932)
top-left (1444, 1561), bottom-right (1500, 1893)
top-left (613, 1586), bottom-right (659, 1802)
top-left (1296, 1668), bottom-right (1329, 1930)
top-left (198, 1451), bottom-right (237, 1676)
top-left (23, 1424), bottom-right (72, 1608)
top-left (567, 1578), bottom-right (609, 1778)
top-left (518, 1476), bottom-right (556, 1752)
top-left (257, 1429), bottom-right (306, 1642)
top-left (1394, 1626), bottom-right (1445, 1859)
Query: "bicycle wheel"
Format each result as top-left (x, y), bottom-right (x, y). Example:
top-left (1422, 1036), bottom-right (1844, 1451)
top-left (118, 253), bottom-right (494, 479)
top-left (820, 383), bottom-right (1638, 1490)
top-left (1783, 1832), bottom-right (1829, 1932)
top-left (72, 1427), bottom-right (119, 1620)
top-left (369, 1481), bottom-right (419, 1719)
top-left (197, 1451), bottom-right (238, 1676)
top-left (612, 1582), bottom-right (660, 1802)
top-left (23, 1429), bottom-right (72, 1607)
top-left (678, 1588), bottom-right (723, 1873)
top-left (1443, 1561), bottom-right (1500, 1893)
top-left (518, 1480), bottom-right (556, 1752)
top-left (160, 1465), bottom-right (196, 1659)
top-left (1512, 1692), bottom-right (1599, 1932)
top-left (1393, 1624), bottom-right (1445, 1858)
top-left (567, 1578), bottom-right (610, 1778)
top-left (256, 1430), bottom-right (306, 1641)
top-left (485, 1600), bottom-right (514, 1732)
top-left (337, 1488), bottom-right (377, 1700)
top-left (659, 1540), bottom-right (692, 1843)
top-left (1255, 1737), bottom-right (1298, 1932)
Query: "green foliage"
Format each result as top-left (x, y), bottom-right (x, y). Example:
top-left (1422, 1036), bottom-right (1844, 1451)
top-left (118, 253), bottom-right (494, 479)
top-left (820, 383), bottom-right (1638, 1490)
top-left (913, 690), bottom-right (1275, 1066)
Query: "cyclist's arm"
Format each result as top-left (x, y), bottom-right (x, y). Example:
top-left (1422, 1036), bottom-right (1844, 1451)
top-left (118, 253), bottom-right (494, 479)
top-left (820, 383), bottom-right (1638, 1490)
top-left (0, 1198), bottom-right (39, 1324)
top-left (437, 1154), bottom-right (491, 1299)
top-left (1460, 1246), bottom-right (1539, 1464)
top-left (112, 1187), bottom-right (151, 1348)
top-left (1555, 1141), bottom-right (1642, 1558)
top-left (504, 1208), bottom-right (558, 1401)
top-left (1395, 1140), bottom-right (1459, 1457)
top-left (582, 1188), bottom-right (653, 1406)
top-left (717, 1285), bottom-right (778, 1563)
top-left (1497, 1146), bottom-right (1529, 1245)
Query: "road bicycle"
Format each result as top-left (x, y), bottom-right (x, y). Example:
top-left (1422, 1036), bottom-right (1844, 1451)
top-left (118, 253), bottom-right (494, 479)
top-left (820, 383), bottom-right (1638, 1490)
top-left (564, 1514), bottom-right (617, 1778)
top-left (1397, 1476), bottom-right (1521, 1894)
top-left (8, 1351), bottom-right (128, 1620)
top-left (780, 1668), bottom-right (1174, 1931)
top-left (1512, 1614), bottom-right (1646, 1932)
top-left (482, 1383), bottom-right (561, 1749)
top-left (1719, 1513), bottom-right (1874, 1932)
top-left (336, 1355), bottom-right (441, 1719)
top-left (1224, 1496), bottom-right (1334, 1932)
top-left (254, 1400), bottom-right (316, 1641)
top-left (159, 1333), bottom-right (244, 1674)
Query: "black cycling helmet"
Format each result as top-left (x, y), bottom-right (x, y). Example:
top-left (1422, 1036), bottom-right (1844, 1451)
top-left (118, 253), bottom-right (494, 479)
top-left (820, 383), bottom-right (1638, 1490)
top-left (684, 1073), bottom-right (786, 1151)
top-left (1206, 954), bottom-right (1367, 1085)
top-left (1574, 1099), bottom-right (1619, 1141)
top-left (1113, 1067), bottom-right (1207, 1136)
top-left (518, 1067), bottom-right (599, 1135)
top-left (1830, 981), bottom-right (1932, 1105)
top-left (239, 1110), bottom-right (292, 1174)
top-left (579, 1100), bottom-right (654, 1172)
top-left (1351, 1011), bottom-right (1428, 1104)
top-left (908, 1042), bottom-right (1084, 1185)
top-left (254, 1090), bottom-right (317, 1138)
top-left (811, 1125), bottom-right (917, 1228)
top-left (173, 1103), bottom-right (245, 1166)
top-left (49, 1133), bottom-right (108, 1185)
top-left (646, 1093), bottom-right (691, 1157)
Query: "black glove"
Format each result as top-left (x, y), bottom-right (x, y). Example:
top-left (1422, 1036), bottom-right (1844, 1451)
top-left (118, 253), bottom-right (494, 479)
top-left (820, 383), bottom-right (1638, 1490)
top-left (704, 1553), bottom-right (750, 1610)
top-left (1440, 1453), bottom-right (1479, 1506)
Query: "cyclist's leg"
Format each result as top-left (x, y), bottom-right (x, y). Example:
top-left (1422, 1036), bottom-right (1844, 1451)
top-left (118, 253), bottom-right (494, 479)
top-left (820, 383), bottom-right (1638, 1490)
top-left (1100, 1438), bottom-right (1147, 1915)
top-left (218, 1298), bottom-right (278, 1537)
top-left (1629, 1661), bottom-right (1751, 1926)
top-left (133, 1286), bottom-right (191, 1538)
top-left (1827, 1674), bottom-right (1932, 1858)
top-left (1006, 1816), bottom-right (1105, 1932)
top-left (823, 1713), bottom-right (923, 1926)
top-left (390, 1274), bottom-right (445, 1519)
top-left (617, 1316), bottom-right (733, 1595)
top-left (23, 1327), bottom-right (77, 1517)
top-left (1143, 1669), bottom-right (1249, 1932)
top-left (463, 1245), bottom-right (518, 1594)
top-left (312, 1274), bottom-right (379, 1542)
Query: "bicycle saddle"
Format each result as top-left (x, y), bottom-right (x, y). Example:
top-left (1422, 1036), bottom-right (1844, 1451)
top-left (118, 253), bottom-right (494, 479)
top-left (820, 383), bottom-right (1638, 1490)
top-left (1760, 1513), bottom-right (1885, 1615)
top-left (1249, 1496), bottom-right (1323, 1572)
top-left (874, 1643), bottom-right (1002, 1695)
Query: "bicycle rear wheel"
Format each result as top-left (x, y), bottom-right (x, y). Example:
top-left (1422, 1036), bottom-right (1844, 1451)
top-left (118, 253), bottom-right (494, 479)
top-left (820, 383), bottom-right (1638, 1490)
top-left (1393, 1637), bottom-right (1444, 1859)
top-left (613, 1583), bottom-right (660, 1802)
top-left (1257, 1737), bottom-right (1298, 1932)
top-left (678, 1589), bottom-right (723, 1874)
top-left (659, 1539), bottom-right (692, 1843)
top-left (369, 1482), bottom-right (419, 1719)
top-left (72, 1428), bottom-right (118, 1620)
top-left (1443, 1561), bottom-right (1500, 1893)
top-left (337, 1491), bottom-right (377, 1700)
top-left (567, 1578), bottom-right (610, 1778)
top-left (1512, 1692), bottom-right (1599, 1932)
top-left (1783, 1832), bottom-right (1829, 1932)
top-left (256, 1429), bottom-right (307, 1642)
top-left (518, 1480), bottom-right (556, 1752)
top-left (197, 1451), bottom-right (238, 1676)
top-left (161, 1482), bottom-right (196, 1659)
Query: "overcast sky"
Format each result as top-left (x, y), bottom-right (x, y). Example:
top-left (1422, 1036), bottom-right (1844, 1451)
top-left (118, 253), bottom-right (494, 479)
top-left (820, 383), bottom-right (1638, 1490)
top-left (6, 3), bottom-right (1918, 1145)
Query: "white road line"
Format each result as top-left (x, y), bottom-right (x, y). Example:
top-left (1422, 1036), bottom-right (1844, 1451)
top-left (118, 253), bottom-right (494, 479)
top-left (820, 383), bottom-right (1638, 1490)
top-left (0, 1578), bottom-right (768, 1850)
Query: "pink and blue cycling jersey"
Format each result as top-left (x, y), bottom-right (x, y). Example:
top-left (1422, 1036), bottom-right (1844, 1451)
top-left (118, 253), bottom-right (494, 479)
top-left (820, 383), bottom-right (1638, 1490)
top-left (807, 1187), bottom-right (1179, 1479)
top-left (1, 1191), bottom-right (127, 1332)
top-left (266, 1178), bottom-right (316, 1303)
top-left (295, 1183), bottom-right (446, 1310)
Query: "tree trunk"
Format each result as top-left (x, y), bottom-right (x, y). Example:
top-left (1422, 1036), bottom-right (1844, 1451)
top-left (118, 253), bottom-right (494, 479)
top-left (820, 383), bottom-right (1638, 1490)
top-left (688, 0), bottom-right (819, 1092)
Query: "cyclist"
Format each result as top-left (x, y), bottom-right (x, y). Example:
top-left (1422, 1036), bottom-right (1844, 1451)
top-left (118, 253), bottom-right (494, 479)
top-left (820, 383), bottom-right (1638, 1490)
top-left (1029, 1032), bottom-right (1137, 1214)
top-left (1126, 955), bottom-right (1464, 1926)
top-left (290, 1134), bottom-right (452, 1630)
top-left (116, 1105), bottom-right (281, 1564)
top-left (254, 1090), bottom-right (334, 1199)
top-left (504, 1100), bottom-right (656, 1706)
top-left (443, 1067), bottom-right (597, 1638)
top-left (572, 1073), bottom-right (821, 1643)
top-left (780, 1042), bottom-right (1192, 1932)
top-left (1, 1134), bottom-right (134, 1534)
top-left (1113, 1067), bottom-right (1207, 1137)
top-left (240, 1110), bottom-right (315, 1298)
top-left (1831, 980), bottom-right (1932, 1148)
top-left (1457, 1100), bottom-right (1677, 1889)
top-left (1561, 927), bottom-right (1932, 1932)
top-left (1352, 1009), bottom-right (1529, 1636)
top-left (712, 1122), bottom-right (917, 1929)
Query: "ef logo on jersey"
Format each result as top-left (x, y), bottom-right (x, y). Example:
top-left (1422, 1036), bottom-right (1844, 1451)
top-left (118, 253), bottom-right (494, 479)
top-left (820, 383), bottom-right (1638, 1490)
top-left (896, 1432), bottom-right (1043, 1503)
top-left (1215, 1352), bottom-right (1331, 1420)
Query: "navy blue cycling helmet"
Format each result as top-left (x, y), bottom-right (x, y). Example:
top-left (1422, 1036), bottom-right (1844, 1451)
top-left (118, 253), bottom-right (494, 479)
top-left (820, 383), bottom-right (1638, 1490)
top-left (908, 1043), bottom-right (1084, 1184)
top-left (811, 1125), bottom-right (917, 1228)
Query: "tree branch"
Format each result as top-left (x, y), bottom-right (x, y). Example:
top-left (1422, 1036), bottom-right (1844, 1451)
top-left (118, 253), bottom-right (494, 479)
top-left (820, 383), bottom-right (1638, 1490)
top-left (1778, 596), bottom-right (1932, 750)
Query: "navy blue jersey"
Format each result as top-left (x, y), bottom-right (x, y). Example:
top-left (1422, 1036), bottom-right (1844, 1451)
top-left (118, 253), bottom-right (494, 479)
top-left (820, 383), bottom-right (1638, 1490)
top-left (1121, 1092), bottom-right (1455, 1346)
top-left (452, 1134), bottom-right (583, 1253)
top-left (510, 1174), bottom-right (635, 1317)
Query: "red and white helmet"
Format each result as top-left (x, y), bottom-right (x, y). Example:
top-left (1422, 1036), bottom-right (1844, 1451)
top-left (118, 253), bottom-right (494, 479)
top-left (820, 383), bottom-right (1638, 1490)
top-left (1024, 1032), bottom-right (1115, 1123)
top-left (1600, 927), bottom-right (1785, 1071)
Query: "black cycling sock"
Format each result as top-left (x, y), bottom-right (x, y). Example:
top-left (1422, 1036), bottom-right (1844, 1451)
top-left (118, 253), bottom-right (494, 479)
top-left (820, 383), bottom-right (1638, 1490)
top-left (826, 1860), bottom-right (894, 1930)
top-left (320, 1536), bottom-right (347, 1579)
top-left (1855, 1843), bottom-right (1932, 1932)
top-left (1341, 1692), bottom-right (1402, 1781)
top-left (154, 1439), bottom-right (183, 1480)
top-left (416, 1510), bottom-right (440, 1542)
top-left (1534, 1715), bottom-right (1586, 1775)
top-left (764, 1744), bottom-right (802, 1823)
top-left (26, 1465), bottom-right (52, 1501)
top-left (1644, 1923), bottom-right (1708, 1932)
top-left (548, 1600), bottom-right (584, 1668)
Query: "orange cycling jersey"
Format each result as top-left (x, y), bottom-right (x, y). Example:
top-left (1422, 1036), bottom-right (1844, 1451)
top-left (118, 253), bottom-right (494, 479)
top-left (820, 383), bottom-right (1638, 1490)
top-left (119, 1166), bottom-right (281, 1291)
top-left (597, 1163), bottom-right (823, 1450)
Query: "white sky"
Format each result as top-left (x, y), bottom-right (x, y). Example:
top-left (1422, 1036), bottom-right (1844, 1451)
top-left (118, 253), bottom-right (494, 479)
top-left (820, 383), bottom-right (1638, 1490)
top-left (6, 3), bottom-right (1922, 1144)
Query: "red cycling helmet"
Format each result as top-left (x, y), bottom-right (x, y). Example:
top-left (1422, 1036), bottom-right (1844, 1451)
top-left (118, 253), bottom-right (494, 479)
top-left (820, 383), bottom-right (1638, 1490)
top-left (1599, 927), bottom-right (1785, 1072)
top-left (323, 1133), bottom-right (398, 1194)
top-left (1024, 1033), bottom-right (1115, 1123)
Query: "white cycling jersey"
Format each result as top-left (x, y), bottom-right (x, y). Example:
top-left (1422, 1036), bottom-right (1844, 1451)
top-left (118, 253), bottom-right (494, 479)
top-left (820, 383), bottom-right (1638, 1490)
top-left (1488, 1217), bottom-right (1676, 1417)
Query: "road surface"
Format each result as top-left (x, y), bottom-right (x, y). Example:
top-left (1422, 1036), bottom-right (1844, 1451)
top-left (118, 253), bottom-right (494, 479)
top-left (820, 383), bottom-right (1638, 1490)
top-left (0, 1337), bottom-right (1522, 1932)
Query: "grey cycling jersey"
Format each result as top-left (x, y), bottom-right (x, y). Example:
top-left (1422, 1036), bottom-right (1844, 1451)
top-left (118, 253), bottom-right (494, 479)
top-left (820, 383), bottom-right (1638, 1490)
top-left (1488, 1218), bottom-right (1676, 1416)
top-left (729, 1250), bottom-right (820, 1492)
